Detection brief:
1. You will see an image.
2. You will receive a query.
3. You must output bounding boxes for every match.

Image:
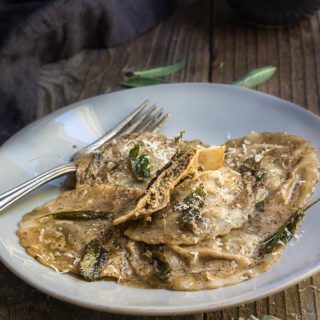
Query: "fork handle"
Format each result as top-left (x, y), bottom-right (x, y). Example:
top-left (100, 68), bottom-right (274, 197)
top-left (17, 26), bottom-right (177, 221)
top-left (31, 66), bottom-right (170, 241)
top-left (0, 162), bottom-right (76, 212)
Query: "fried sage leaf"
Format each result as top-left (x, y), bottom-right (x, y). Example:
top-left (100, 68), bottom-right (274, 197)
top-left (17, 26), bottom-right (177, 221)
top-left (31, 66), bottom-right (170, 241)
top-left (129, 143), bottom-right (151, 181)
top-left (180, 183), bottom-right (206, 231)
top-left (240, 157), bottom-right (260, 176)
top-left (142, 244), bottom-right (171, 280)
top-left (260, 197), bottom-right (320, 255)
top-left (79, 240), bottom-right (108, 281)
top-left (260, 210), bottom-right (304, 255)
top-left (256, 171), bottom-right (267, 182)
top-left (240, 157), bottom-right (267, 182)
top-left (152, 249), bottom-right (172, 280)
top-left (255, 201), bottom-right (265, 212)
top-left (54, 211), bottom-right (113, 220)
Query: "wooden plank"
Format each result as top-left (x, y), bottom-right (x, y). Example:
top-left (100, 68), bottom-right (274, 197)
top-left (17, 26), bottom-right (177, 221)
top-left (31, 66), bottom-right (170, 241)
top-left (255, 298), bottom-right (269, 319)
top-left (210, 1), bottom-right (226, 84)
top-left (310, 15), bottom-right (320, 114)
top-left (311, 274), bottom-right (320, 320)
top-left (255, 28), bottom-right (270, 93)
top-left (207, 310), bottom-right (224, 320)
top-left (238, 303), bottom-right (256, 320)
top-left (268, 293), bottom-right (286, 319)
top-left (222, 307), bottom-right (239, 320)
top-left (300, 18), bottom-right (320, 115)
top-left (246, 27), bottom-right (257, 71)
top-left (265, 28), bottom-right (280, 98)
top-left (234, 24), bottom-right (247, 81)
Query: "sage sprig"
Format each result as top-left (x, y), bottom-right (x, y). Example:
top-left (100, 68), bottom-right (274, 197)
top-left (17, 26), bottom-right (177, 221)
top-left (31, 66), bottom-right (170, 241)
top-left (122, 62), bottom-right (276, 88)
top-left (233, 66), bottom-right (277, 88)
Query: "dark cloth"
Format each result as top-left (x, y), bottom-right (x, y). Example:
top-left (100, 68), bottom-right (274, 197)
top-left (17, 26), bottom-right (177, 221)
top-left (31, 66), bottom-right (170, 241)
top-left (0, 0), bottom-right (178, 144)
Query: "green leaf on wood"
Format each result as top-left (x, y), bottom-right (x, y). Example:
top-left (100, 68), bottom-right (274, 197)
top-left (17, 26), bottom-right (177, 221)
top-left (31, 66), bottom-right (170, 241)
top-left (233, 66), bottom-right (277, 88)
top-left (122, 77), bottom-right (168, 88)
top-left (133, 61), bottom-right (185, 78)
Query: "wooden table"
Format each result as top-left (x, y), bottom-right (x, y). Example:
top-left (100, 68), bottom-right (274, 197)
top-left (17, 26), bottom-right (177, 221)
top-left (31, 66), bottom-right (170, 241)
top-left (2, 0), bottom-right (320, 319)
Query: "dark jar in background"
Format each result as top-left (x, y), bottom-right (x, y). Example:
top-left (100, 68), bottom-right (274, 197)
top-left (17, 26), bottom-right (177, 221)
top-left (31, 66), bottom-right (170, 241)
top-left (226, 0), bottom-right (320, 26)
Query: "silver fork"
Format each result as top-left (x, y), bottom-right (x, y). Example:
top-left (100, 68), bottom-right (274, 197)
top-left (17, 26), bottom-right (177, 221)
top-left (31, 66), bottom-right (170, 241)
top-left (0, 100), bottom-right (170, 212)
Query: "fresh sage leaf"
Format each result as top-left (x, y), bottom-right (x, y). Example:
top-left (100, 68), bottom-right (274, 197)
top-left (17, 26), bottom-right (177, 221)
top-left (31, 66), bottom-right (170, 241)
top-left (233, 66), bottom-right (277, 88)
top-left (122, 77), bottom-right (168, 88)
top-left (133, 61), bottom-right (184, 78)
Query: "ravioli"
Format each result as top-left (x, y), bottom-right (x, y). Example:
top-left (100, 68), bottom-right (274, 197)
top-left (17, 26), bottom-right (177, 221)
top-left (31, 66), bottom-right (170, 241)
top-left (17, 131), bottom-right (320, 291)
top-left (18, 185), bottom-right (141, 280)
top-left (112, 145), bottom-right (225, 225)
top-left (225, 132), bottom-right (320, 233)
top-left (125, 238), bottom-right (266, 290)
top-left (76, 132), bottom-right (177, 190)
top-left (124, 167), bottom-right (254, 245)
top-left (124, 132), bottom-right (319, 290)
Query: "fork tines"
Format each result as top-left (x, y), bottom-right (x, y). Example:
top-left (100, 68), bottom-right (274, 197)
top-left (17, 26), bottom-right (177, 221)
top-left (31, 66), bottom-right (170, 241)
top-left (120, 100), bottom-right (170, 136)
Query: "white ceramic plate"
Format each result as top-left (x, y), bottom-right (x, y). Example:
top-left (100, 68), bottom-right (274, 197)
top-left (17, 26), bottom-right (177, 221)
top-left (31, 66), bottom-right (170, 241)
top-left (0, 83), bottom-right (319, 316)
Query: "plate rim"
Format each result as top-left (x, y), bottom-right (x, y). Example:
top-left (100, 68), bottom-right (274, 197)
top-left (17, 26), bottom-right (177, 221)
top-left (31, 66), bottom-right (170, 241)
top-left (1, 82), bottom-right (320, 316)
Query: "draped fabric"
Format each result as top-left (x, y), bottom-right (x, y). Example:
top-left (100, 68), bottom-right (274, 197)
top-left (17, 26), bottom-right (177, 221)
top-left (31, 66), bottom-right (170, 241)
top-left (0, 0), bottom-right (178, 144)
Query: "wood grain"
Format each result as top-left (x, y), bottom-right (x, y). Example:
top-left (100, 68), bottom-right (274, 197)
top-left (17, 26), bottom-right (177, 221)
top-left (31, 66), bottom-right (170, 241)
top-left (1, 0), bottom-right (320, 318)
